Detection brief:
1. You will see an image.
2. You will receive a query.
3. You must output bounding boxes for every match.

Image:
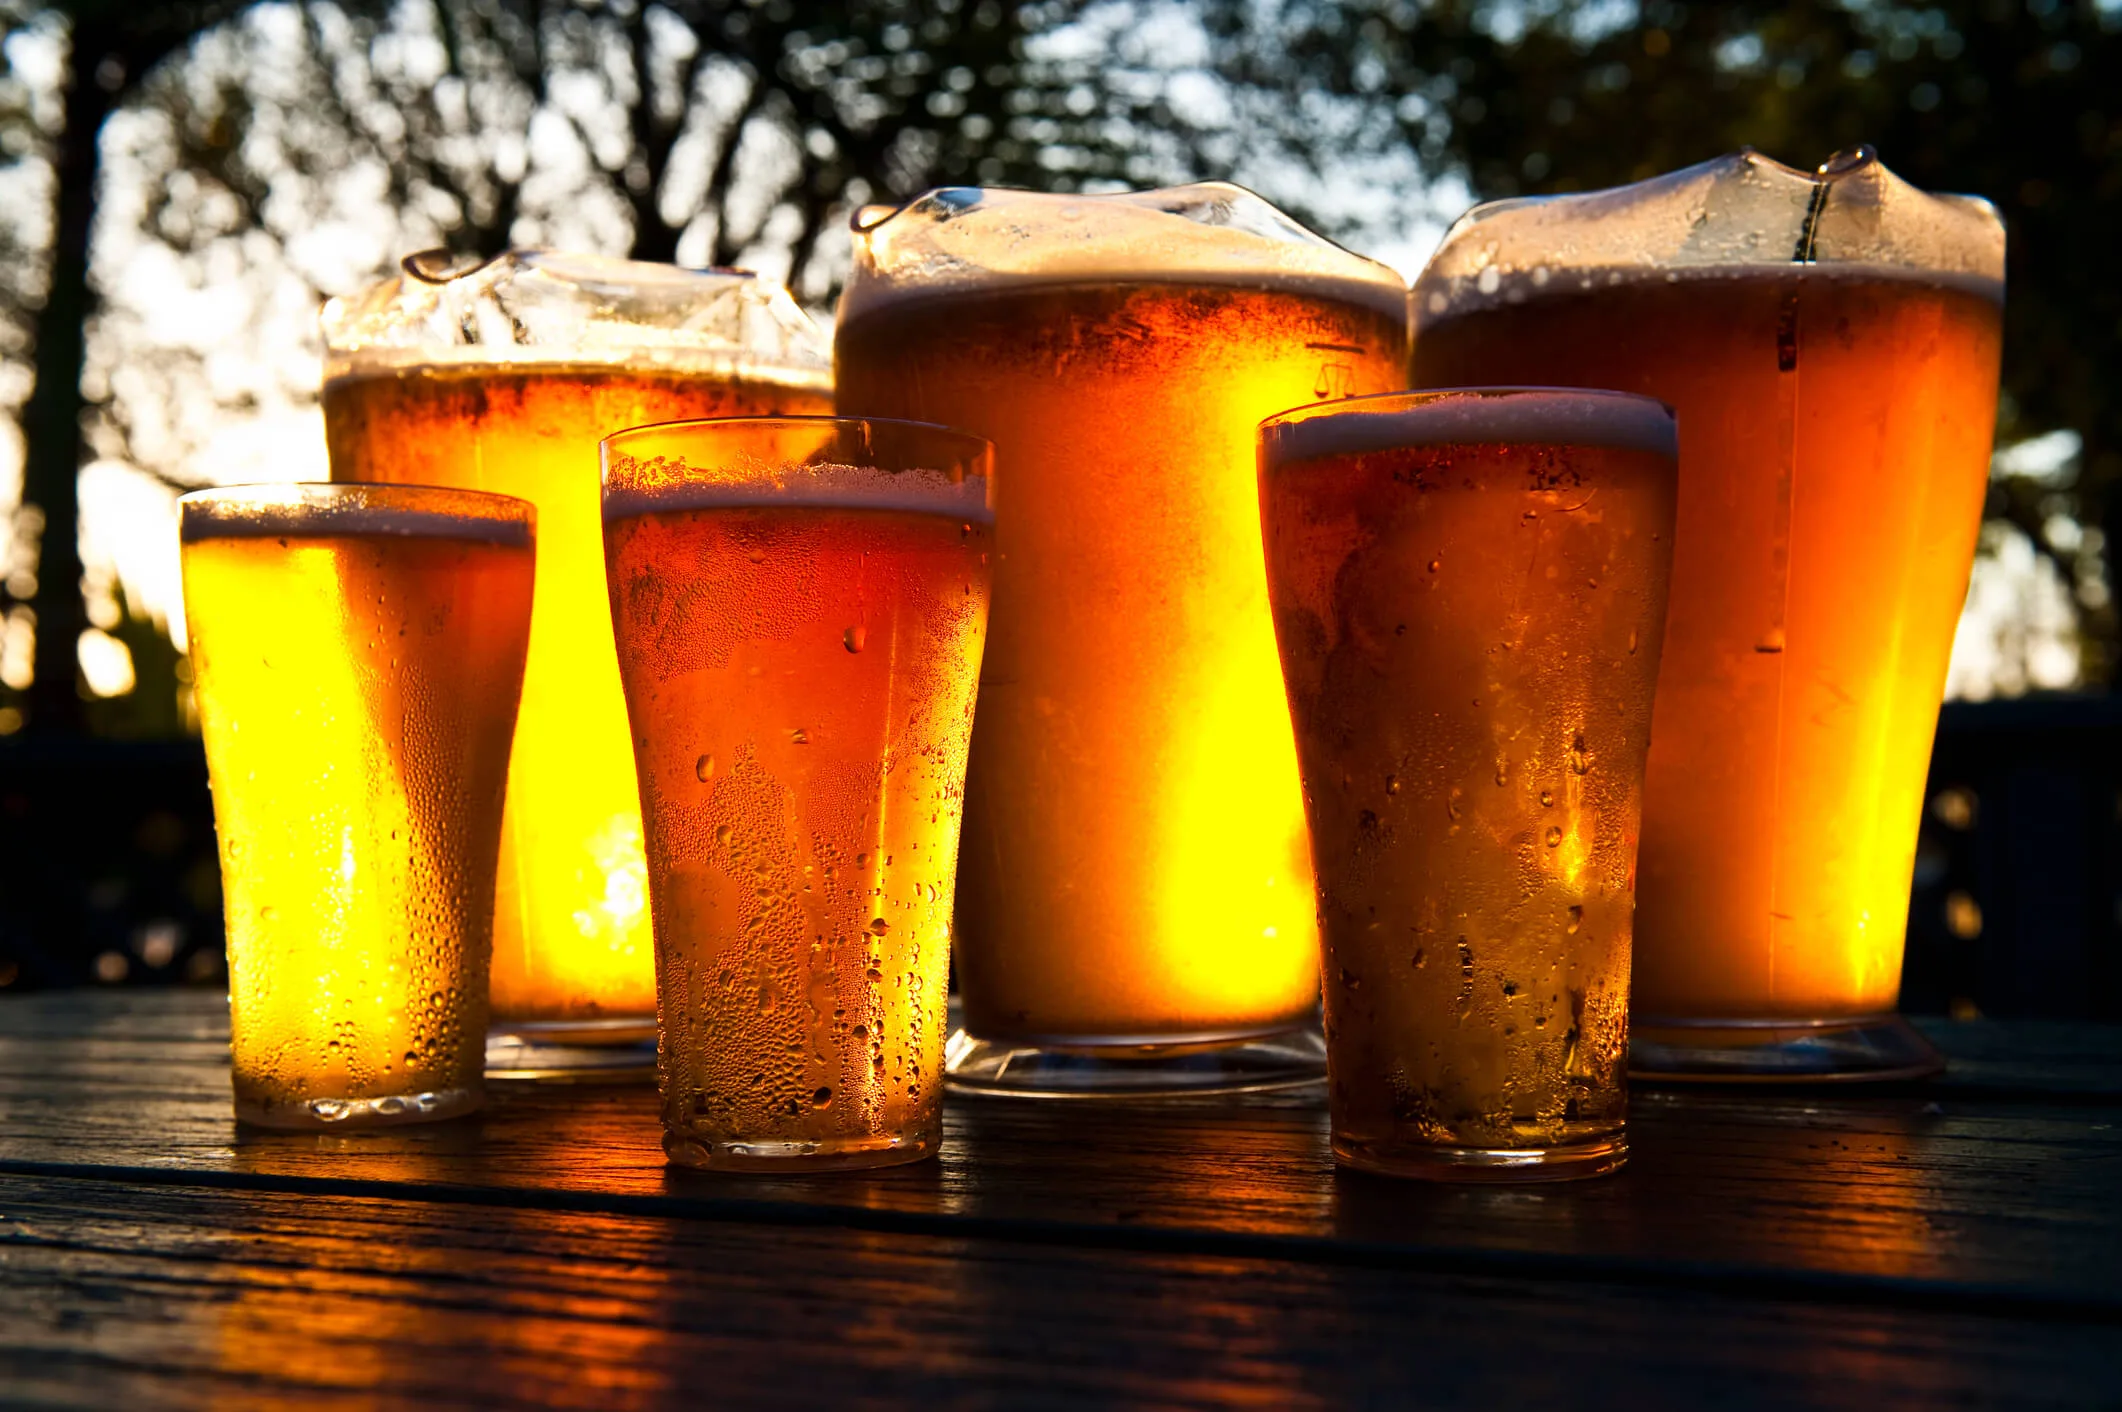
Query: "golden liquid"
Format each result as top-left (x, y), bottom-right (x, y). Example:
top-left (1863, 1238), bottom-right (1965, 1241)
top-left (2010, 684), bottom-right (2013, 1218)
top-left (605, 502), bottom-right (990, 1166)
top-left (1263, 433), bottom-right (1674, 1157)
top-left (1413, 267), bottom-right (2004, 1020)
top-left (325, 364), bottom-right (832, 1024)
top-left (837, 281), bottom-right (1408, 1042)
top-left (183, 527), bottom-right (533, 1125)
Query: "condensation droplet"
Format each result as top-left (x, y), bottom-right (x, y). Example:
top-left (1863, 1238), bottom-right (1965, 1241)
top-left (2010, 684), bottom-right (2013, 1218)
top-left (1569, 734), bottom-right (1590, 775)
top-left (1494, 760), bottom-right (1509, 787)
top-left (1628, 629), bottom-right (1640, 655)
top-left (868, 917), bottom-right (890, 936)
top-left (843, 626), bottom-right (866, 653)
top-left (790, 728), bottom-right (810, 745)
top-left (1566, 905), bottom-right (1583, 934)
top-left (695, 753), bottom-right (715, 782)
top-left (1545, 826), bottom-right (1563, 849)
top-left (1446, 787), bottom-right (1462, 821)
top-left (1539, 790), bottom-right (1554, 808)
top-left (714, 824), bottom-right (734, 846)
top-left (1427, 558), bottom-right (1441, 573)
top-left (1385, 774), bottom-right (1401, 796)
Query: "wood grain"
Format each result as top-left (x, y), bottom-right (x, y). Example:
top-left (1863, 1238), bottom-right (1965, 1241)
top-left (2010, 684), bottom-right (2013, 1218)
top-left (1, 1174), bottom-right (2110, 1412)
top-left (2, 992), bottom-right (2119, 1319)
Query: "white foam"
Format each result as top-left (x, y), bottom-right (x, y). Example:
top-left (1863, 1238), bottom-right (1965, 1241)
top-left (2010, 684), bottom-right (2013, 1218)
top-left (1413, 260), bottom-right (2003, 327)
top-left (839, 184), bottom-right (1410, 327)
top-left (602, 461), bottom-right (993, 526)
top-left (180, 489), bottom-right (534, 547)
top-left (1263, 390), bottom-right (1678, 467)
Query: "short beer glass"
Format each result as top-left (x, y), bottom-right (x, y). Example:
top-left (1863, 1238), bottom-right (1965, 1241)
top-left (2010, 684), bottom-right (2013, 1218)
top-left (1409, 150), bottom-right (2005, 1079)
top-left (324, 251), bottom-right (832, 1078)
top-left (1260, 390), bottom-right (1678, 1180)
top-left (602, 418), bottom-right (992, 1171)
top-left (837, 184), bottom-right (1409, 1094)
top-left (181, 484), bottom-right (535, 1128)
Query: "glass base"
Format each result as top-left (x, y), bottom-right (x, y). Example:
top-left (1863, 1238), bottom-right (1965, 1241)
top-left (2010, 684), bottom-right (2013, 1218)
top-left (236, 1085), bottom-right (481, 1130)
top-left (943, 1024), bottom-right (1327, 1098)
top-left (1629, 1012), bottom-right (1945, 1083)
top-left (1334, 1132), bottom-right (1627, 1183)
top-left (662, 1127), bottom-right (938, 1173)
top-left (486, 1017), bottom-right (657, 1082)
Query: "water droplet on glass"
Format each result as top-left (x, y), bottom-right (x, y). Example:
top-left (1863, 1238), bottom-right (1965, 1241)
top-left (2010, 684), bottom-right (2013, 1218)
top-left (1428, 558), bottom-right (1441, 573)
top-left (1566, 905), bottom-right (1583, 934)
top-left (1569, 734), bottom-right (1590, 775)
top-left (868, 917), bottom-right (891, 936)
top-left (1539, 790), bottom-right (1554, 808)
top-left (1545, 826), bottom-right (1563, 849)
top-left (259, 906), bottom-right (278, 923)
top-left (695, 753), bottom-right (715, 782)
top-left (790, 728), bottom-right (810, 745)
top-left (1494, 761), bottom-right (1509, 787)
top-left (843, 626), bottom-right (866, 654)
top-left (1628, 629), bottom-right (1639, 655)
top-left (1385, 774), bottom-right (1401, 795)
top-left (1446, 787), bottom-right (1462, 821)
top-left (813, 1086), bottom-right (832, 1107)
top-left (714, 824), bottom-right (734, 847)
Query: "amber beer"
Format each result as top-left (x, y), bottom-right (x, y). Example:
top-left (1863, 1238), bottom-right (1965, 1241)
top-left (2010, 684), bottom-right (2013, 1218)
top-left (837, 188), bottom-right (1409, 1082)
top-left (1413, 265), bottom-right (2004, 1036)
top-left (181, 485), bottom-right (534, 1128)
top-left (1260, 390), bottom-right (1678, 1178)
top-left (603, 419), bottom-right (992, 1170)
top-left (326, 343), bottom-right (830, 1036)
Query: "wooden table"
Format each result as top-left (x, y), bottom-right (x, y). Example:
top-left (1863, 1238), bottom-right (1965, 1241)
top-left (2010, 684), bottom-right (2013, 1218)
top-left (1, 991), bottom-right (2116, 1408)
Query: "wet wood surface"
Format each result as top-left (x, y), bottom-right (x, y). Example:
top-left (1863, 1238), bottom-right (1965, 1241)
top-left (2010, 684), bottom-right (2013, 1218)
top-left (2, 990), bottom-right (2117, 1408)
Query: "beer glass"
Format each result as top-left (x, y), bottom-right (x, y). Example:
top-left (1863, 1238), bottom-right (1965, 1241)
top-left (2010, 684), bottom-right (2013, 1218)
top-left (602, 417), bottom-right (992, 1170)
top-left (1260, 389), bottom-right (1679, 1179)
top-left (180, 484), bottom-right (535, 1128)
top-left (837, 184), bottom-right (1409, 1095)
top-left (1410, 149), bottom-right (2005, 1079)
top-left (323, 251), bottom-right (832, 1079)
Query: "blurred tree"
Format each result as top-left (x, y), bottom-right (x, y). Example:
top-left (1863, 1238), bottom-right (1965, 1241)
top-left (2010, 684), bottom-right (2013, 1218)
top-left (1199, 0), bottom-right (2122, 683)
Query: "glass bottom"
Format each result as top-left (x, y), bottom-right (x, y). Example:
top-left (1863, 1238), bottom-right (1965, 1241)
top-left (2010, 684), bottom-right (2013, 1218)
top-left (943, 1023), bottom-right (1327, 1098)
top-left (1334, 1131), bottom-right (1627, 1183)
top-left (236, 1085), bottom-right (481, 1131)
top-left (485, 1017), bottom-right (657, 1082)
top-left (1629, 1012), bottom-right (1945, 1083)
top-left (662, 1127), bottom-right (938, 1173)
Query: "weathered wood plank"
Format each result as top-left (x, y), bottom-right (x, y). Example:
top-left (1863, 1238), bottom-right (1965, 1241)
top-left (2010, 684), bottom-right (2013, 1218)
top-left (0, 1175), bottom-right (2111, 1411)
top-left (2, 992), bottom-right (2119, 1316)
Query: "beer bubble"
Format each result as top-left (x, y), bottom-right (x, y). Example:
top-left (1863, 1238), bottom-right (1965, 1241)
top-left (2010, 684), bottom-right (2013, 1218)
top-left (843, 626), bottom-right (866, 653)
top-left (1545, 826), bottom-right (1563, 848)
top-left (696, 753), bottom-right (715, 781)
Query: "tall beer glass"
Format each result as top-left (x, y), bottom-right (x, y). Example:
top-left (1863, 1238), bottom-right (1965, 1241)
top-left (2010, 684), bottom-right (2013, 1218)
top-left (180, 484), bottom-right (534, 1127)
top-left (1261, 390), bottom-right (1677, 1178)
top-left (603, 418), bottom-right (992, 1169)
top-left (323, 251), bottom-right (831, 1078)
top-left (837, 184), bottom-right (1410, 1095)
top-left (1411, 149), bottom-right (2005, 1078)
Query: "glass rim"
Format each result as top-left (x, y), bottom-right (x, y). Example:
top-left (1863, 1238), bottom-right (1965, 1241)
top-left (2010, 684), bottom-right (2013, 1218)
top-left (600, 415), bottom-right (995, 525)
top-left (1258, 386), bottom-right (1679, 469)
top-left (177, 481), bottom-right (537, 545)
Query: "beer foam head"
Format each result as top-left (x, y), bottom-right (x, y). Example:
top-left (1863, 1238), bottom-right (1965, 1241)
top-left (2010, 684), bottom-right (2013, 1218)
top-left (603, 417), bottom-right (994, 524)
top-left (841, 183), bottom-right (1408, 325)
top-left (1263, 389), bottom-right (1678, 468)
top-left (1412, 149), bottom-right (2004, 327)
top-left (180, 484), bottom-right (535, 547)
top-left (322, 250), bottom-right (832, 386)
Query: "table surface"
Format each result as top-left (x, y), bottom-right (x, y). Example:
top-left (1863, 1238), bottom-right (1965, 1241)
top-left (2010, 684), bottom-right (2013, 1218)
top-left (0, 990), bottom-right (2117, 1409)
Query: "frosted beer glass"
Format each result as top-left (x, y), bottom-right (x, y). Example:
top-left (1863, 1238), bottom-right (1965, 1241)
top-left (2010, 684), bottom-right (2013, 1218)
top-left (323, 251), bottom-right (831, 1078)
top-left (837, 184), bottom-right (1409, 1095)
top-left (180, 484), bottom-right (534, 1127)
top-left (1410, 149), bottom-right (2005, 1078)
top-left (1261, 390), bottom-right (1678, 1178)
top-left (603, 418), bottom-right (992, 1170)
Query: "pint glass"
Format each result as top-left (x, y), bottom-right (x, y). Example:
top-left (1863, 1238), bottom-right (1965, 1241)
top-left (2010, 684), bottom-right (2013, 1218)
top-left (180, 484), bottom-right (535, 1127)
top-left (603, 418), bottom-right (992, 1170)
top-left (1410, 150), bottom-right (2005, 1079)
top-left (1260, 390), bottom-right (1678, 1179)
top-left (837, 184), bottom-right (1409, 1094)
top-left (323, 251), bottom-right (831, 1078)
